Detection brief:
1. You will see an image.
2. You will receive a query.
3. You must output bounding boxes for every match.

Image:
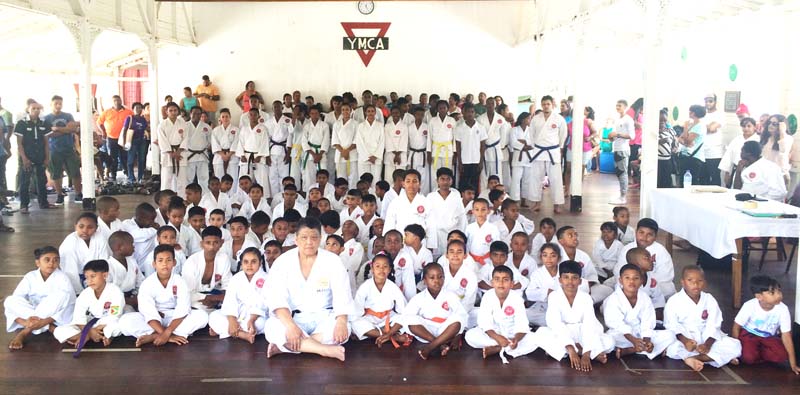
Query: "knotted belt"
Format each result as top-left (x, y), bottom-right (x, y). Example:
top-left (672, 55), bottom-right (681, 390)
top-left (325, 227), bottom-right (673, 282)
top-left (529, 144), bottom-right (560, 165)
top-left (484, 138), bottom-right (501, 176)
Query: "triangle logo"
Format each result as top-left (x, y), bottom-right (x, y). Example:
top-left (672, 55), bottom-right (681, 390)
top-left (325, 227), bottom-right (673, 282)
top-left (341, 22), bottom-right (391, 67)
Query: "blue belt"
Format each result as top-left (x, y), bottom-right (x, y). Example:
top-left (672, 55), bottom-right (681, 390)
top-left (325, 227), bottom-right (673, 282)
top-left (530, 144), bottom-right (560, 165)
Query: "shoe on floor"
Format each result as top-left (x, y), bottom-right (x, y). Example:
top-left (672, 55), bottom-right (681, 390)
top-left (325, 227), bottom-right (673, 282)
top-left (73, 193), bottom-right (83, 203)
top-left (608, 196), bottom-right (627, 205)
top-left (55, 194), bottom-right (65, 205)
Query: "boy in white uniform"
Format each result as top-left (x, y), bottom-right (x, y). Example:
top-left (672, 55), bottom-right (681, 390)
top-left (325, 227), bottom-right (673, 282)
top-left (536, 261), bottom-right (614, 371)
top-left (155, 102), bottom-right (188, 196)
top-left (119, 245), bottom-right (209, 347)
top-left (265, 101), bottom-right (293, 197)
top-left (350, 253), bottom-right (408, 346)
top-left (5, 246), bottom-right (75, 350)
top-left (53, 260), bottom-right (126, 347)
top-left (384, 107), bottom-right (409, 181)
top-left (200, 177), bottom-right (232, 222)
top-left (426, 168), bottom-right (466, 258)
top-left (184, 107), bottom-right (211, 194)
top-left (59, 213), bottom-right (111, 294)
top-left (525, 243), bottom-right (589, 327)
top-left (464, 198), bottom-right (500, 268)
top-left (355, 105), bottom-right (385, 184)
top-left (331, 104), bottom-right (359, 187)
top-left (211, 108), bottom-right (239, 182)
top-left (603, 263), bottom-right (675, 360)
top-left (383, 169), bottom-right (437, 250)
top-left (428, 100), bottom-right (457, 182)
top-left (557, 225), bottom-right (613, 304)
top-left (735, 140), bottom-right (788, 201)
top-left (478, 241), bottom-right (529, 296)
top-left (288, 106), bottom-right (307, 191)
top-left (509, 112), bottom-right (535, 202)
top-left (240, 184), bottom-right (271, 220)
top-left (238, 96), bottom-right (268, 129)
top-left (339, 222), bottom-right (365, 292)
top-left (96, 196), bottom-right (123, 241)
top-left (166, 199), bottom-right (201, 257)
top-left (106, 231), bottom-right (144, 306)
top-left (664, 265), bottom-right (742, 371)
top-left (592, 222), bottom-right (623, 280)
top-left (301, 106), bottom-right (330, 193)
top-left (181, 227), bottom-right (231, 311)
top-left (408, 107), bottom-right (432, 194)
top-left (530, 96), bottom-right (568, 213)
top-left (121, 203), bottom-right (158, 274)
top-left (466, 265), bottom-right (539, 363)
top-left (264, 218), bottom-right (354, 361)
top-left (454, 104), bottom-right (487, 191)
top-left (236, 108), bottom-right (270, 192)
top-left (613, 218), bottom-right (676, 298)
top-left (477, 98), bottom-right (510, 189)
top-left (208, 246), bottom-right (268, 343)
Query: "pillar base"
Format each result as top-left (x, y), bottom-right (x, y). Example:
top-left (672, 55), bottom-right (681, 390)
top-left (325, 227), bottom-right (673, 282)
top-left (570, 195), bottom-right (582, 213)
top-left (82, 197), bottom-right (96, 211)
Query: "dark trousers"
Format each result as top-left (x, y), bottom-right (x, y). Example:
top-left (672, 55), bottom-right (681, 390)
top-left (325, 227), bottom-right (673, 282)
top-left (657, 159), bottom-right (675, 188)
top-left (0, 154), bottom-right (8, 197)
top-left (127, 139), bottom-right (148, 182)
top-left (677, 155), bottom-right (703, 187)
top-left (459, 164), bottom-right (480, 191)
top-left (18, 162), bottom-right (48, 208)
top-left (700, 158), bottom-right (722, 186)
top-left (107, 138), bottom-right (127, 179)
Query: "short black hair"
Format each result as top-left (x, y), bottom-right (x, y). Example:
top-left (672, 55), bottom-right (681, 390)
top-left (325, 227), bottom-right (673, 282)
top-left (361, 194), bottom-right (377, 204)
top-left (326, 234), bottom-right (344, 247)
top-left (600, 221), bottom-right (618, 233)
top-left (488, 189), bottom-right (504, 203)
top-left (749, 275), bottom-right (781, 295)
top-left (347, 189), bottom-right (363, 198)
top-left (612, 206), bottom-right (629, 216)
top-left (83, 259), bottom-right (110, 273)
top-left (436, 167), bottom-right (454, 179)
top-left (556, 225), bottom-right (574, 240)
top-left (209, 208), bottom-right (225, 218)
top-left (297, 217), bottom-right (322, 233)
top-left (489, 240), bottom-right (509, 254)
top-left (34, 246), bottom-right (59, 259)
top-left (423, 262), bottom-right (444, 277)
top-left (76, 211), bottom-right (99, 225)
top-left (492, 264), bottom-right (513, 280)
top-left (185, 183), bottom-right (202, 193)
top-left (636, 218), bottom-right (659, 233)
top-left (404, 223), bottom-right (426, 240)
top-left (228, 216), bottom-right (249, 228)
top-left (619, 263), bottom-right (642, 278)
top-left (201, 226), bottom-right (222, 239)
top-left (188, 206), bottom-right (206, 219)
top-left (558, 260), bottom-right (582, 276)
top-left (320, 210), bottom-right (341, 229)
top-left (153, 244), bottom-right (175, 261)
top-left (375, 180), bottom-right (390, 192)
top-left (251, 211), bottom-right (271, 227)
top-left (539, 217), bottom-right (556, 228)
top-left (283, 209), bottom-right (302, 223)
top-left (157, 225), bottom-right (177, 237)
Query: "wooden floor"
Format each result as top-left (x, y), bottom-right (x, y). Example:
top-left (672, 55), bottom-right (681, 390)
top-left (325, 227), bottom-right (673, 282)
top-left (1, 173), bottom-right (798, 394)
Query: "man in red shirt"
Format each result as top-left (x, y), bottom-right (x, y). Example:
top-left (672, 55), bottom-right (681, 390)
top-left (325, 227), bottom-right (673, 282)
top-left (97, 95), bottom-right (133, 182)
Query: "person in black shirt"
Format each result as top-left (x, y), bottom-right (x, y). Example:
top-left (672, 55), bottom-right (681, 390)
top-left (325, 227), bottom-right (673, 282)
top-left (14, 102), bottom-right (56, 213)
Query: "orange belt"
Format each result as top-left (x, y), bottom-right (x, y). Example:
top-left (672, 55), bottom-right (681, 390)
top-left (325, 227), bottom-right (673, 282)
top-left (427, 316), bottom-right (447, 324)
top-left (470, 252), bottom-right (490, 266)
top-left (366, 308), bottom-right (399, 348)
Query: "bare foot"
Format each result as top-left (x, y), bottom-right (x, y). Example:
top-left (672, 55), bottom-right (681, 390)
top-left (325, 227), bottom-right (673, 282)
top-left (322, 345), bottom-right (346, 362)
top-left (553, 205), bottom-right (562, 214)
top-left (684, 356), bottom-right (704, 372)
top-left (208, 328), bottom-right (218, 337)
top-left (236, 330), bottom-right (255, 344)
top-left (102, 337), bottom-right (112, 347)
top-left (596, 352), bottom-right (608, 364)
top-left (580, 352), bottom-right (593, 372)
top-left (730, 358), bottom-right (739, 366)
top-left (483, 345), bottom-right (501, 359)
top-left (8, 331), bottom-right (28, 350)
top-left (135, 334), bottom-right (157, 347)
top-left (418, 345), bottom-right (435, 360)
top-left (393, 333), bottom-right (411, 346)
top-left (531, 203), bottom-right (541, 212)
top-left (615, 347), bottom-right (622, 359)
top-left (266, 343), bottom-right (283, 359)
top-left (440, 344), bottom-right (451, 358)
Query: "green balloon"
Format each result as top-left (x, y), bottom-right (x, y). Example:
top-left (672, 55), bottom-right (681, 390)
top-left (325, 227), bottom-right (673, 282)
top-left (788, 114), bottom-right (798, 136)
top-left (672, 106), bottom-right (679, 121)
top-left (681, 47), bottom-right (687, 61)
top-left (729, 64), bottom-right (738, 81)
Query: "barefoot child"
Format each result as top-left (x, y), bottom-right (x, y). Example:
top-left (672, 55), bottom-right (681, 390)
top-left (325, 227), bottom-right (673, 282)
top-left (530, 217), bottom-right (556, 263)
top-left (557, 225), bottom-right (613, 304)
top-left (59, 212), bottom-right (112, 294)
top-left (732, 275), bottom-right (799, 373)
top-left (181, 226), bottom-right (230, 311)
top-left (478, 241), bottom-right (528, 296)
top-left (466, 265), bottom-right (539, 363)
top-left (5, 246), bottom-right (75, 350)
top-left (119, 245), bottom-right (209, 347)
top-left (525, 243), bottom-right (589, 326)
top-left (664, 265), bottom-right (741, 371)
top-left (106, 231), bottom-right (144, 309)
top-left (442, 239), bottom-right (479, 328)
top-left (465, 198), bottom-right (500, 268)
top-left (121, 203), bottom-right (158, 274)
top-left (591, 222), bottom-right (623, 281)
top-left (351, 253), bottom-right (409, 347)
top-left (536, 260), bottom-right (614, 371)
top-left (53, 260), bottom-right (125, 347)
top-left (613, 206), bottom-right (634, 245)
top-left (96, 196), bottom-right (122, 240)
top-left (401, 262), bottom-right (467, 360)
top-left (507, 232), bottom-right (536, 279)
top-left (157, 226), bottom-right (185, 276)
top-left (208, 247), bottom-right (268, 343)
top-left (603, 263), bottom-right (674, 360)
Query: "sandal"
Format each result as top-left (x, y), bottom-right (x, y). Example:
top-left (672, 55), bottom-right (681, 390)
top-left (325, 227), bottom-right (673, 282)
top-left (20, 208), bottom-right (29, 215)
top-left (0, 225), bottom-right (14, 233)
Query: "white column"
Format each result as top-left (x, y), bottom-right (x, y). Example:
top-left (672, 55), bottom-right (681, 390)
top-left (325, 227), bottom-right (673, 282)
top-left (569, 26), bottom-right (586, 210)
top-left (78, 18), bottom-right (96, 210)
top-left (640, 0), bottom-right (664, 217)
top-left (148, 37), bottom-right (161, 176)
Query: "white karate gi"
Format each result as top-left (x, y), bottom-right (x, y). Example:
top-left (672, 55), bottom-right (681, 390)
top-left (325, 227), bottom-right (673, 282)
top-left (383, 192), bottom-right (437, 249)
top-left (465, 221), bottom-right (500, 268)
top-left (464, 289), bottom-right (539, 360)
top-left (4, 269), bottom-right (75, 334)
top-left (120, 219), bottom-right (157, 276)
top-left (184, 120), bottom-right (211, 194)
top-left (353, 106), bottom-right (384, 124)
top-left (509, 125), bottom-right (535, 200)
top-left (559, 246), bottom-right (614, 304)
top-left (301, 120), bottom-right (331, 193)
top-left (493, 219), bottom-right (530, 247)
top-left (332, 118), bottom-right (360, 186)
top-left (536, 289), bottom-right (614, 360)
top-left (741, 158), bottom-right (788, 201)
top-left (524, 265), bottom-right (590, 327)
top-left (718, 133), bottom-right (760, 175)
top-left (208, 270), bottom-right (269, 339)
top-left (211, 123), bottom-right (240, 182)
top-left (271, 201), bottom-right (307, 220)
top-left (199, 191), bottom-right (232, 222)
top-left (239, 197), bottom-right (271, 221)
top-left (97, 218), bottom-right (122, 242)
top-left (236, 122), bottom-right (270, 195)
top-left (107, 256), bottom-right (144, 295)
top-left (529, 233), bottom-right (556, 263)
top-left (264, 248), bottom-right (355, 353)
top-left (350, 278), bottom-right (407, 339)
top-left (407, 121), bottom-right (432, 194)
top-left (478, 112), bottom-right (511, 189)
top-left (602, 287), bottom-right (675, 359)
top-left (340, 238), bottom-right (365, 293)
top-left (265, 114), bottom-right (293, 197)
top-left (119, 273), bottom-right (209, 338)
top-left (384, 118), bottom-right (409, 180)
top-left (155, 117), bottom-right (188, 196)
top-left (53, 283), bottom-right (125, 343)
top-left (443, 262), bottom-right (479, 327)
top-left (428, 115), bottom-right (457, 179)
top-left (181, 251), bottom-right (232, 310)
top-left (664, 289), bottom-right (742, 367)
top-left (530, 112), bottom-right (567, 205)
top-left (392, 249), bottom-right (421, 302)
top-left (614, 241), bottom-right (676, 297)
top-left (591, 238), bottom-right (623, 279)
top-left (617, 225), bottom-right (635, 245)
top-left (355, 119), bottom-right (385, 183)
top-left (238, 109), bottom-right (268, 129)
top-left (170, 223), bottom-right (201, 258)
top-left (478, 262), bottom-right (529, 296)
top-left (289, 119), bottom-right (306, 190)
top-left (505, 253), bottom-right (537, 280)
top-left (354, 214), bottom-right (378, 247)
top-left (426, 188), bottom-right (466, 257)
top-left (59, 232), bottom-right (111, 294)
top-left (399, 289), bottom-right (468, 340)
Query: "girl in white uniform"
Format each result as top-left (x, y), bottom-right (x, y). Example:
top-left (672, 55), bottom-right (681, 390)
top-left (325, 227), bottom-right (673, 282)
top-left (155, 103), bottom-right (188, 196)
top-left (5, 246), bottom-right (75, 350)
top-left (355, 105), bottom-right (385, 185)
top-left (441, 240), bottom-right (479, 328)
top-left (235, 108), bottom-right (270, 192)
top-left (208, 247), bottom-right (269, 343)
top-left (383, 107), bottom-right (409, 180)
top-left (59, 213), bottom-right (112, 295)
top-left (211, 109), bottom-right (240, 183)
top-left (331, 103), bottom-right (359, 187)
top-left (301, 107), bottom-right (331, 193)
top-left (350, 254), bottom-right (409, 347)
top-left (509, 112), bottom-right (534, 202)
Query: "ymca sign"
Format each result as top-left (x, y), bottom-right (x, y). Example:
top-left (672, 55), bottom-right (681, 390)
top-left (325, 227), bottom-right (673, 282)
top-left (341, 22), bottom-right (391, 67)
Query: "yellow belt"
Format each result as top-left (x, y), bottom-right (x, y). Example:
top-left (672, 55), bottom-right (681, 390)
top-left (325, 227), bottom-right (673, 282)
top-left (292, 144), bottom-right (303, 162)
top-left (432, 141), bottom-right (451, 170)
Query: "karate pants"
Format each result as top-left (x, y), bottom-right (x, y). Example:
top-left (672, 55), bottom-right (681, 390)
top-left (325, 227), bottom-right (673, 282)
top-left (607, 328), bottom-right (675, 359)
top-left (186, 161), bottom-right (210, 194)
top-left (383, 160), bottom-right (406, 184)
top-left (351, 313), bottom-right (402, 340)
top-left (400, 314), bottom-right (464, 342)
top-left (479, 148), bottom-right (504, 193)
top-left (510, 166), bottom-right (533, 201)
top-left (208, 310), bottom-right (266, 339)
top-left (213, 155), bottom-right (239, 185)
top-left (289, 147), bottom-right (303, 190)
top-left (53, 316), bottom-right (122, 343)
top-left (739, 330), bottom-right (789, 364)
top-left (430, 156), bottom-right (453, 186)
top-left (590, 284), bottom-right (614, 305)
top-left (118, 310), bottom-right (209, 338)
top-left (302, 155), bottom-right (327, 193)
top-left (161, 166), bottom-right (188, 198)
top-left (531, 161), bottom-right (565, 205)
top-left (665, 334), bottom-right (741, 367)
top-left (239, 160), bottom-right (270, 198)
top-left (264, 311), bottom-right (349, 353)
top-left (4, 294), bottom-right (72, 334)
top-left (358, 162), bottom-right (382, 186)
top-left (408, 151), bottom-right (431, 195)
top-left (465, 327), bottom-right (539, 358)
top-left (536, 323), bottom-right (614, 360)
top-left (336, 157), bottom-right (359, 189)
top-left (268, 154), bottom-right (290, 198)
top-left (525, 302), bottom-right (547, 328)
top-left (502, 158), bottom-right (512, 189)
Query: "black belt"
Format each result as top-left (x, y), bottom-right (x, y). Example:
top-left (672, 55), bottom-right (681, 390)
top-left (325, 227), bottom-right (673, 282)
top-left (484, 139), bottom-right (501, 175)
top-left (187, 149), bottom-right (207, 161)
top-left (270, 139), bottom-right (287, 150)
top-left (409, 146), bottom-right (427, 168)
top-left (529, 144), bottom-right (560, 165)
top-left (170, 145), bottom-right (181, 174)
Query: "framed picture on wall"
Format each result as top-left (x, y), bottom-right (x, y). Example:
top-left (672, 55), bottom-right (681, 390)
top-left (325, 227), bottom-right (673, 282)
top-left (724, 91), bottom-right (741, 113)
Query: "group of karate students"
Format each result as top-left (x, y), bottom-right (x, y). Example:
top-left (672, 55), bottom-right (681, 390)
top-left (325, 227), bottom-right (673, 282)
top-left (10, 158), bottom-right (800, 374)
top-left (155, 93), bottom-right (572, 214)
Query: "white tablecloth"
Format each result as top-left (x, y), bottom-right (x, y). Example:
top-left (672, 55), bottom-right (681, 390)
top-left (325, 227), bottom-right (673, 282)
top-left (649, 188), bottom-right (800, 258)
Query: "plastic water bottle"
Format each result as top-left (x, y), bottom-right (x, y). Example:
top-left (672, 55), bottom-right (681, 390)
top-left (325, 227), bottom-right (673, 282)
top-left (683, 171), bottom-right (692, 189)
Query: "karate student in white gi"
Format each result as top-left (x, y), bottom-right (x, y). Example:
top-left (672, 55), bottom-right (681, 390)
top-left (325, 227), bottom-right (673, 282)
top-left (236, 108), bottom-right (270, 193)
top-left (118, 245), bottom-right (209, 347)
top-left (355, 104), bottom-right (385, 185)
top-left (181, 227), bottom-right (231, 312)
top-left (211, 109), bottom-right (240, 183)
top-left (289, 105), bottom-right (308, 191)
top-left (734, 140), bottom-right (788, 201)
top-left (5, 246), bottom-right (75, 350)
top-left (426, 167), bottom-right (466, 258)
top-left (454, 104), bottom-right (487, 192)
top-left (208, 247), bottom-right (268, 343)
top-left (592, 222), bottom-right (624, 280)
top-left (264, 217), bottom-right (355, 361)
top-left (332, 103), bottom-right (359, 187)
top-left (509, 112), bottom-right (534, 203)
top-left (408, 106), bottom-right (432, 194)
top-left (106, 231), bottom-right (144, 308)
top-left (478, 98), bottom-right (511, 191)
top-left (441, 239), bottom-right (479, 328)
top-left (53, 260), bottom-right (125, 346)
top-left (121, 203), bottom-right (159, 275)
top-left (719, 117), bottom-right (760, 187)
top-left (350, 253), bottom-right (410, 347)
top-left (383, 169), bottom-right (437, 250)
top-left (603, 264), bottom-right (675, 360)
top-left (464, 198), bottom-right (500, 268)
top-left (556, 226), bottom-right (614, 304)
top-left (384, 106), bottom-right (409, 181)
top-left (530, 96), bottom-right (568, 213)
top-left (664, 266), bottom-right (742, 371)
top-left (352, 90), bottom-right (385, 124)
top-left (265, 101), bottom-right (293, 197)
top-left (238, 95), bottom-right (268, 129)
top-left (184, 107), bottom-right (212, 194)
top-left (199, 177), bottom-right (232, 222)
top-left (59, 212), bottom-right (111, 295)
top-left (428, 100), bottom-right (457, 184)
top-left (612, 218), bottom-right (676, 298)
top-left (536, 261), bottom-right (614, 371)
top-left (465, 265), bottom-right (539, 363)
top-left (155, 102), bottom-right (188, 196)
top-left (301, 105), bottom-right (331, 193)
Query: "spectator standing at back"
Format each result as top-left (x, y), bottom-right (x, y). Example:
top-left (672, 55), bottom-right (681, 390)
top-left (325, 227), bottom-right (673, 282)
top-left (98, 95), bottom-right (133, 183)
top-left (195, 75), bottom-right (221, 125)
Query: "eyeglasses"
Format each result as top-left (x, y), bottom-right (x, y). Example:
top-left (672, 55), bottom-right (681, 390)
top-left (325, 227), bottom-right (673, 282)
top-left (769, 121), bottom-right (780, 126)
